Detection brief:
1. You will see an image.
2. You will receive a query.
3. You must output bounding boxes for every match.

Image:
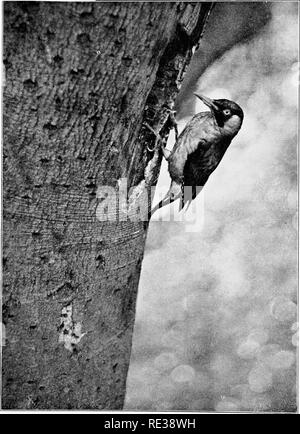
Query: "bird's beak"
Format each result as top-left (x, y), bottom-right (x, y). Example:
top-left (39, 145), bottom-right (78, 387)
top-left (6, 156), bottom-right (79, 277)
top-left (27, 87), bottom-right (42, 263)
top-left (194, 93), bottom-right (220, 113)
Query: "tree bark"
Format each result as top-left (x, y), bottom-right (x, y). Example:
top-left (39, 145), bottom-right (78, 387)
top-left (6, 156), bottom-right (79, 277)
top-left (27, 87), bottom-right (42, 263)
top-left (2, 1), bottom-right (212, 409)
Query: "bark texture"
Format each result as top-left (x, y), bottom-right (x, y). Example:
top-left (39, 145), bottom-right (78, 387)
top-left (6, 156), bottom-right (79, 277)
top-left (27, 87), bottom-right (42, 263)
top-left (2, 1), bottom-right (212, 409)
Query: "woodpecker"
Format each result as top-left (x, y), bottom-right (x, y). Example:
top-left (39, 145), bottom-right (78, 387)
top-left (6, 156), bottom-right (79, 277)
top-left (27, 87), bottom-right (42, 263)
top-left (147, 94), bottom-right (244, 217)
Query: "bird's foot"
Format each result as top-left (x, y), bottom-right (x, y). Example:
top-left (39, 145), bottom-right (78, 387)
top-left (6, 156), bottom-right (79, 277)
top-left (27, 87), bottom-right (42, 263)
top-left (143, 122), bottom-right (161, 152)
top-left (144, 122), bottom-right (171, 160)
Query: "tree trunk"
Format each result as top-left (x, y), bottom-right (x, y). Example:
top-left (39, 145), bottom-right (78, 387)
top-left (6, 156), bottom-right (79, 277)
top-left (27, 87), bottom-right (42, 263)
top-left (2, 1), bottom-right (212, 409)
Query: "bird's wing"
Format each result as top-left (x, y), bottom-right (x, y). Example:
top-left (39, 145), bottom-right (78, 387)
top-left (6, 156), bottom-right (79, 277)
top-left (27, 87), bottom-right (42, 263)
top-left (181, 137), bottom-right (231, 209)
top-left (179, 151), bottom-right (209, 210)
top-left (171, 112), bottom-right (213, 155)
top-left (168, 112), bottom-right (214, 183)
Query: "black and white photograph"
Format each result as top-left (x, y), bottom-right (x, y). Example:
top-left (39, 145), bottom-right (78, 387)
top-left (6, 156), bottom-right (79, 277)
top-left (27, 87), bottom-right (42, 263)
top-left (1, 0), bottom-right (299, 417)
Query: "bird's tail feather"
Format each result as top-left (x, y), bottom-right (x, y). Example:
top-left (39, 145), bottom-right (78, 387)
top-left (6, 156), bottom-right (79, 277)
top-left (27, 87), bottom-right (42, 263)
top-left (179, 196), bottom-right (192, 212)
top-left (149, 181), bottom-right (183, 219)
top-left (169, 180), bottom-right (183, 202)
top-left (178, 185), bottom-right (198, 212)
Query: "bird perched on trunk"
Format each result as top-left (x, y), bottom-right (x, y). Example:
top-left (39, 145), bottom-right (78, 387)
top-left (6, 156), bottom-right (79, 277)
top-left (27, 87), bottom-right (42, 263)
top-left (146, 94), bottom-right (244, 217)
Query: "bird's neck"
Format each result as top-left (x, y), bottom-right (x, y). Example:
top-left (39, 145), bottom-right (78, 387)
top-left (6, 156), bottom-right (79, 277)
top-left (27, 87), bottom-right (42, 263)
top-left (221, 115), bottom-right (242, 137)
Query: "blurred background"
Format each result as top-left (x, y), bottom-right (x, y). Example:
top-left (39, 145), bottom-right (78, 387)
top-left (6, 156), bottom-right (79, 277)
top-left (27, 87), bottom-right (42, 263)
top-left (125, 1), bottom-right (298, 412)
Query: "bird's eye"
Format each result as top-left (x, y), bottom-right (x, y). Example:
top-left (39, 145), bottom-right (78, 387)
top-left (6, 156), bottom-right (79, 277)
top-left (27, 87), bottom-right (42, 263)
top-left (223, 109), bottom-right (231, 116)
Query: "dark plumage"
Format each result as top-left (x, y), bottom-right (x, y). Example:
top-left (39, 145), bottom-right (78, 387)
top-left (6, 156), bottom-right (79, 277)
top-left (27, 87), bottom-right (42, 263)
top-left (150, 94), bottom-right (244, 217)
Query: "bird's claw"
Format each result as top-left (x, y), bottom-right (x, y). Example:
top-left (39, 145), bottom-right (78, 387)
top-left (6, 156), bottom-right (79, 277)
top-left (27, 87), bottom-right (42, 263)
top-left (144, 122), bottom-right (162, 153)
top-left (147, 144), bottom-right (155, 152)
top-left (144, 122), bottom-right (158, 137)
top-left (143, 121), bottom-right (172, 159)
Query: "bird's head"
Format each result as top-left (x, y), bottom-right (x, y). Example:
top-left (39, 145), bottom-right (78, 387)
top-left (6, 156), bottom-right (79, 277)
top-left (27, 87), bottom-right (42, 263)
top-left (194, 93), bottom-right (244, 136)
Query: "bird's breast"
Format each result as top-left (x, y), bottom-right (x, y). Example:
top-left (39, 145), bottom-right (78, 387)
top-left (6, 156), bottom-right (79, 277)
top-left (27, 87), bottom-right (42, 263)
top-left (187, 124), bottom-right (221, 154)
